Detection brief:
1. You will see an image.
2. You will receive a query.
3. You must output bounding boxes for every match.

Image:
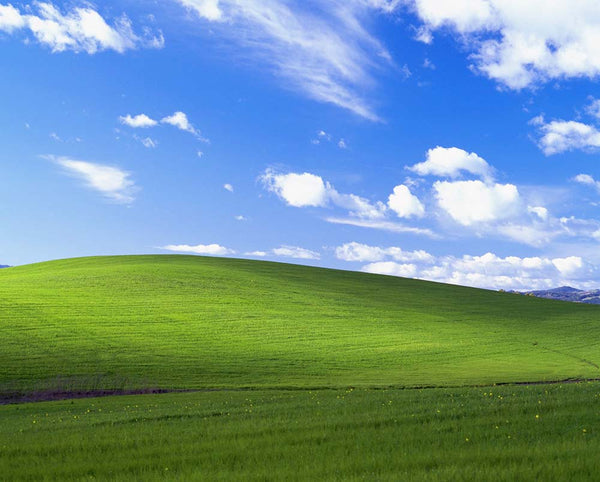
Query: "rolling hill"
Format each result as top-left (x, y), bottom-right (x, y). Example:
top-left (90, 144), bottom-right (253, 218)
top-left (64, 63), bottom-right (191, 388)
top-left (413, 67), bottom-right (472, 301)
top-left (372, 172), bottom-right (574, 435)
top-left (2, 255), bottom-right (600, 480)
top-left (1, 254), bottom-right (599, 397)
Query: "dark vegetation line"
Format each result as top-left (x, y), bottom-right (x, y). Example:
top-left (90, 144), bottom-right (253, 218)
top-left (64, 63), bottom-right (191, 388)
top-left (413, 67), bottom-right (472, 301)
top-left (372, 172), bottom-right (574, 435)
top-left (3, 378), bottom-right (600, 405)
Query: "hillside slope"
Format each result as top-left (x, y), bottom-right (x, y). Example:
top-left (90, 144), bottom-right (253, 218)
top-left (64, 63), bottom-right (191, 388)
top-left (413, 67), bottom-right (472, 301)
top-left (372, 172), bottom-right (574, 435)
top-left (0, 255), bottom-right (599, 394)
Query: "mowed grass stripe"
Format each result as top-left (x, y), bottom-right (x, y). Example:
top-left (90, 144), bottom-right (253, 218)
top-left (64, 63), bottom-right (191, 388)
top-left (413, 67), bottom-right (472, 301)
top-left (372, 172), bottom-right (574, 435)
top-left (0, 255), bottom-right (599, 394)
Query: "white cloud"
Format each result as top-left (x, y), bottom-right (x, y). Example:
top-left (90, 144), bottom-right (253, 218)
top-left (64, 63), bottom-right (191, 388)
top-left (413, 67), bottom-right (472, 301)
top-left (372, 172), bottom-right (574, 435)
top-left (261, 170), bottom-right (329, 208)
top-left (120, 114), bottom-right (158, 128)
top-left (49, 155), bottom-right (136, 204)
top-left (175, 0), bottom-right (397, 120)
top-left (161, 111), bottom-right (208, 142)
top-left (552, 256), bottom-right (584, 277)
top-left (0, 4), bottom-right (25, 32)
top-left (178, 0), bottom-right (223, 21)
top-left (120, 111), bottom-right (209, 142)
top-left (135, 136), bottom-right (158, 148)
top-left (335, 242), bottom-right (434, 263)
top-left (387, 184), bottom-right (425, 218)
top-left (1, 3), bottom-right (163, 53)
top-left (223, 183), bottom-right (234, 192)
top-left (352, 249), bottom-right (596, 290)
top-left (528, 206), bottom-right (548, 221)
top-left (162, 111), bottom-right (196, 134)
top-left (235, 215), bottom-right (247, 221)
top-left (197, 151), bottom-right (204, 158)
top-left (408, 0), bottom-right (600, 89)
top-left (585, 97), bottom-right (600, 120)
top-left (262, 169), bottom-right (387, 219)
top-left (161, 243), bottom-right (235, 255)
top-left (328, 191), bottom-right (387, 219)
top-left (494, 223), bottom-right (560, 248)
top-left (537, 120), bottom-right (600, 155)
top-left (338, 139), bottom-right (347, 149)
top-left (407, 146), bottom-right (494, 181)
top-left (272, 245), bottom-right (320, 260)
top-left (363, 261), bottom-right (418, 278)
top-left (423, 58), bottom-right (435, 69)
top-left (325, 217), bottom-right (437, 237)
top-left (245, 250), bottom-right (267, 257)
top-left (318, 130), bottom-right (331, 141)
top-left (434, 180), bottom-right (520, 226)
top-left (574, 173), bottom-right (600, 191)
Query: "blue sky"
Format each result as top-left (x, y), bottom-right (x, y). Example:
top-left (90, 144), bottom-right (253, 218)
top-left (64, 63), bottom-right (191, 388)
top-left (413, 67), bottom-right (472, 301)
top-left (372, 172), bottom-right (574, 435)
top-left (3, 0), bottom-right (600, 290)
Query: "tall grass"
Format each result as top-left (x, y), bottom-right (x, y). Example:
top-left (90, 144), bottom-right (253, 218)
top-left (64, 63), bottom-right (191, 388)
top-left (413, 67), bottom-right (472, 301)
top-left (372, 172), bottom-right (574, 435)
top-left (1, 382), bottom-right (599, 480)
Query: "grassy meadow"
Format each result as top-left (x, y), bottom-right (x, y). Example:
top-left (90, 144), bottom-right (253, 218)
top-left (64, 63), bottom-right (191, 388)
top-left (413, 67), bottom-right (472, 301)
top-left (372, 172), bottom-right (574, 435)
top-left (1, 255), bottom-right (599, 480)
top-left (1, 382), bottom-right (599, 480)
top-left (0, 255), bottom-right (599, 395)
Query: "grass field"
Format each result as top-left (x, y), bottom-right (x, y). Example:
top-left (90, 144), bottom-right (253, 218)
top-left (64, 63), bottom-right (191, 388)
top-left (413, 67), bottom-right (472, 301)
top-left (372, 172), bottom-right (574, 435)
top-left (1, 383), bottom-right (599, 480)
top-left (1, 255), bottom-right (599, 395)
top-left (1, 255), bottom-right (599, 480)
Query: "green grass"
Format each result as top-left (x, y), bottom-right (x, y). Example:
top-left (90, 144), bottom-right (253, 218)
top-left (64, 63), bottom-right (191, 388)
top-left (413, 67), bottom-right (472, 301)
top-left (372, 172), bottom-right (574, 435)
top-left (1, 382), bottom-right (599, 480)
top-left (2, 255), bottom-right (600, 480)
top-left (1, 254), bottom-right (599, 395)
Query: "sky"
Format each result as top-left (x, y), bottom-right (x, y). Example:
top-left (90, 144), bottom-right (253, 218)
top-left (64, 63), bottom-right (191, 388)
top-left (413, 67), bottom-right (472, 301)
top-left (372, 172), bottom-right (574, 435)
top-left (2, 0), bottom-right (600, 290)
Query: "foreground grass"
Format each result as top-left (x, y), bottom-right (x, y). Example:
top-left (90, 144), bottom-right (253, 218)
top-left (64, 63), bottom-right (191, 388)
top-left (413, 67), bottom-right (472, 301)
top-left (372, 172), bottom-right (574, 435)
top-left (1, 255), bottom-right (599, 395)
top-left (1, 382), bottom-right (599, 480)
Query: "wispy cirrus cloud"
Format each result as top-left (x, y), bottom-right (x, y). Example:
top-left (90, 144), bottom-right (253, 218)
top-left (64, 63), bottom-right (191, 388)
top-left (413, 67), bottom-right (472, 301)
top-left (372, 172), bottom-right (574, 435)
top-left (48, 155), bottom-right (137, 204)
top-left (0, 2), bottom-right (163, 53)
top-left (325, 217), bottom-right (437, 238)
top-left (175, 0), bottom-right (400, 120)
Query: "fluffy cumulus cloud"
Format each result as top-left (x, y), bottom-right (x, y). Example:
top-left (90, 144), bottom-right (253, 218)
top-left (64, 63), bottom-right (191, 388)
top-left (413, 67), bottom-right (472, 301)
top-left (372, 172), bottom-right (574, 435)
top-left (49, 155), bottom-right (137, 204)
top-left (261, 169), bottom-right (386, 218)
top-left (175, 0), bottom-right (400, 120)
top-left (408, 0), bottom-right (600, 89)
top-left (261, 144), bottom-right (600, 246)
top-left (536, 120), bottom-right (600, 155)
top-left (261, 170), bottom-right (329, 208)
top-left (434, 180), bottom-right (520, 226)
top-left (162, 243), bottom-right (236, 255)
top-left (0, 2), bottom-right (163, 53)
top-left (387, 185), bottom-right (425, 218)
top-left (407, 146), bottom-right (494, 181)
top-left (337, 242), bottom-right (596, 290)
top-left (120, 114), bottom-right (158, 128)
top-left (574, 173), bottom-right (600, 192)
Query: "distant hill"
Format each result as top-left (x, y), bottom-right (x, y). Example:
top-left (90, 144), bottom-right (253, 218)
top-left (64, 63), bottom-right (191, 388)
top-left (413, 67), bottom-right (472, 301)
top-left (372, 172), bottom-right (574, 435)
top-left (0, 266), bottom-right (9, 269)
top-left (1, 255), bottom-right (599, 396)
top-left (521, 286), bottom-right (600, 304)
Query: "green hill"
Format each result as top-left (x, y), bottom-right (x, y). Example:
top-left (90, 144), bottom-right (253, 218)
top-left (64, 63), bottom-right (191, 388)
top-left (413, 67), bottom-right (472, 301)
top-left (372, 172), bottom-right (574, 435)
top-left (1, 255), bottom-right (599, 396)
